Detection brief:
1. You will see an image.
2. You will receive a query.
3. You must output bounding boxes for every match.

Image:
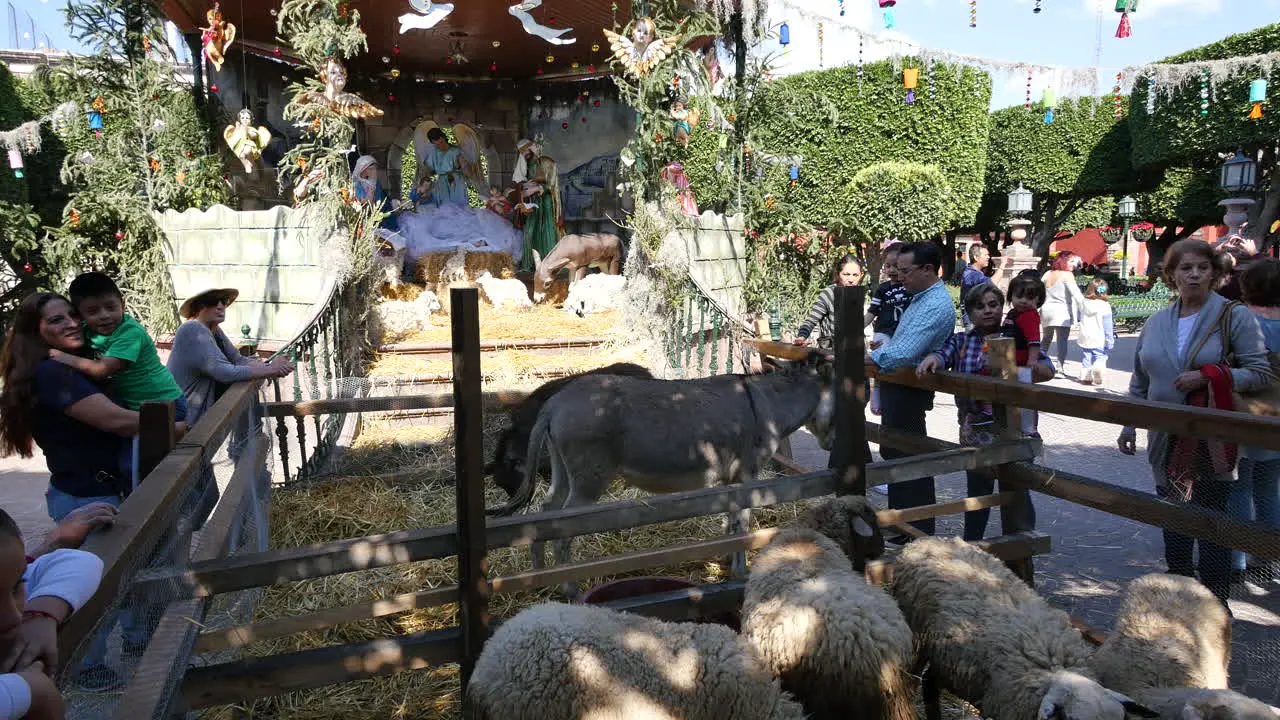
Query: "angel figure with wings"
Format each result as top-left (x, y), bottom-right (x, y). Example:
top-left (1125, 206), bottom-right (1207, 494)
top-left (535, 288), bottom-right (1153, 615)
top-left (200, 3), bottom-right (236, 72)
top-left (411, 122), bottom-right (485, 208)
top-left (602, 17), bottom-right (681, 79)
top-left (223, 108), bottom-right (270, 173)
top-left (299, 58), bottom-right (384, 120)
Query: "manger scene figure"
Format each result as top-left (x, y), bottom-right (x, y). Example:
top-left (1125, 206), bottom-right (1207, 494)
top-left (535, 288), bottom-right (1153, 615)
top-left (223, 108), bottom-right (271, 173)
top-left (603, 17), bottom-right (682, 79)
top-left (659, 161), bottom-right (699, 216)
top-left (298, 57), bottom-right (385, 120)
top-left (200, 2), bottom-right (236, 72)
top-left (531, 233), bottom-right (623, 304)
top-left (670, 96), bottom-right (700, 148)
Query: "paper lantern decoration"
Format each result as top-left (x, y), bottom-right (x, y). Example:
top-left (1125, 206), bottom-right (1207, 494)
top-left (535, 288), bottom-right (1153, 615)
top-left (879, 0), bottom-right (896, 29)
top-left (1249, 79), bottom-right (1267, 119)
top-left (1042, 88), bottom-right (1057, 124)
top-left (789, 165), bottom-right (799, 187)
top-left (904, 67), bottom-right (920, 104)
top-left (8, 149), bottom-right (23, 178)
top-left (779, 22), bottom-right (790, 46)
top-left (1115, 0), bottom-right (1135, 39)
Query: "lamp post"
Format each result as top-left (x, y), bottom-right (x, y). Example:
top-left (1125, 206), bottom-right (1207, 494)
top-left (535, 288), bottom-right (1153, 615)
top-left (1117, 195), bottom-right (1137, 279)
top-left (1006, 182), bottom-right (1033, 249)
top-left (1219, 149), bottom-right (1257, 238)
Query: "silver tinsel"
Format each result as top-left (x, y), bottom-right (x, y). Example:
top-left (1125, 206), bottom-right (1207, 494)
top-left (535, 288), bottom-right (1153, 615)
top-left (695, 0), bottom-right (768, 39)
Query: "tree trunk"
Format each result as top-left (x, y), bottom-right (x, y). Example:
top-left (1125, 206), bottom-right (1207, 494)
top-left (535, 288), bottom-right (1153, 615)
top-left (1248, 156), bottom-right (1279, 246)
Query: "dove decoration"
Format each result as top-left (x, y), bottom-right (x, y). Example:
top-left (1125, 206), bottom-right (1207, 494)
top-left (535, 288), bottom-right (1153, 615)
top-left (603, 17), bottom-right (681, 79)
top-left (509, 1), bottom-right (577, 45)
top-left (399, 0), bottom-right (454, 34)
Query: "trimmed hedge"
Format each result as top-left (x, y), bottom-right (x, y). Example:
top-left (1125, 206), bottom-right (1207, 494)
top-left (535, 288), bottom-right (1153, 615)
top-left (1129, 23), bottom-right (1280, 168)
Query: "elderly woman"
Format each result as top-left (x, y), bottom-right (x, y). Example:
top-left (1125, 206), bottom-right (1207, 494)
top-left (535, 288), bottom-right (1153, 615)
top-left (0, 292), bottom-right (186, 689)
top-left (1040, 251), bottom-right (1086, 374)
top-left (1118, 240), bottom-right (1274, 607)
top-left (166, 288), bottom-right (294, 425)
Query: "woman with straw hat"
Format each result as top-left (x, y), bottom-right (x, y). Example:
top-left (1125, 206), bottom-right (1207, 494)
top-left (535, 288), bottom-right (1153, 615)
top-left (167, 288), bottom-right (294, 426)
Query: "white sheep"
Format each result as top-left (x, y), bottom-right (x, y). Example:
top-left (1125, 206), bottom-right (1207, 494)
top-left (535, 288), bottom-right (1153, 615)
top-left (892, 537), bottom-right (1154, 720)
top-left (375, 231), bottom-right (408, 289)
top-left (562, 273), bottom-right (627, 317)
top-left (464, 601), bottom-right (806, 720)
top-left (368, 290), bottom-right (441, 344)
top-left (742, 496), bottom-right (913, 720)
top-left (475, 271), bottom-right (532, 309)
top-left (1089, 573), bottom-right (1275, 719)
top-left (441, 245), bottom-right (469, 284)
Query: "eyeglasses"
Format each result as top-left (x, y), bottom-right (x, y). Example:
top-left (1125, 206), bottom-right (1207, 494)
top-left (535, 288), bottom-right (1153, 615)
top-left (897, 264), bottom-right (920, 275)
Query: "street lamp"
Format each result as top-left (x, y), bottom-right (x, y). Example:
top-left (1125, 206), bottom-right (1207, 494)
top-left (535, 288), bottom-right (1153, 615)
top-left (1006, 183), bottom-right (1033, 247)
top-left (1219, 149), bottom-right (1257, 238)
top-left (1117, 195), bottom-right (1138, 279)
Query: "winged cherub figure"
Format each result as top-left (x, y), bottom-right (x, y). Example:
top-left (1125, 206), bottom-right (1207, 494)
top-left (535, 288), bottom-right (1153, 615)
top-left (602, 17), bottom-right (681, 79)
top-left (299, 57), bottom-right (385, 120)
top-left (200, 3), bottom-right (236, 72)
top-left (223, 108), bottom-right (271, 173)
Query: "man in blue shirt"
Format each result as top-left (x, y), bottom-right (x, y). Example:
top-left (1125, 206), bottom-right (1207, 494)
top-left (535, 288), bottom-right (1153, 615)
top-left (869, 241), bottom-right (956, 539)
top-left (959, 244), bottom-right (992, 330)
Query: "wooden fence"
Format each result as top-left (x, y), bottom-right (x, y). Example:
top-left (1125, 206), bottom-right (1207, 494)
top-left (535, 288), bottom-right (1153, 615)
top-left (65, 285), bottom-right (1280, 717)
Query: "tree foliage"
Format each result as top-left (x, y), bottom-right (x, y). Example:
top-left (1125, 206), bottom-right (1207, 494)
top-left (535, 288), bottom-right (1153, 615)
top-left (834, 161), bottom-right (951, 270)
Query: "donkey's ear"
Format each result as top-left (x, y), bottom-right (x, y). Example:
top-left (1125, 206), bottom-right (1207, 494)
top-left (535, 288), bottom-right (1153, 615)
top-left (531, 249), bottom-right (542, 268)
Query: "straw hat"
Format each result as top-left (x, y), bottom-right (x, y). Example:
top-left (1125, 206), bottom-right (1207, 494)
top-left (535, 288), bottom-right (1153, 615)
top-left (180, 288), bottom-right (239, 319)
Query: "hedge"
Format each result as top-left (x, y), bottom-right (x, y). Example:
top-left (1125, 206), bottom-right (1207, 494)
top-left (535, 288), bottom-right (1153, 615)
top-left (1129, 23), bottom-right (1280, 168)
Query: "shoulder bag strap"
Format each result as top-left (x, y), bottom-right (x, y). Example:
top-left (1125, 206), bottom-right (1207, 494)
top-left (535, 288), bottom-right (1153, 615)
top-left (1183, 302), bottom-right (1237, 371)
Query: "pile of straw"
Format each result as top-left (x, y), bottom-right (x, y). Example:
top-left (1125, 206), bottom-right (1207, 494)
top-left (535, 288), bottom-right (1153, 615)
top-left (367, 342), bottom-right (648, 382)
top-left (396, 303), bottom-right (620, 345)
top-left (414, 251), bottom-right (514, 287)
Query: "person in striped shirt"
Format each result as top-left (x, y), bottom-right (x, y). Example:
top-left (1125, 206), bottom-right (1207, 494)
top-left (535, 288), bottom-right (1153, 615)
top-left (794, 254), bottom-right (865, 350)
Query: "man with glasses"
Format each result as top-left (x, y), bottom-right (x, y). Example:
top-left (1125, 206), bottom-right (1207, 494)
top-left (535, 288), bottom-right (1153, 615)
top-left (868, 242), bottom-right (956, 540)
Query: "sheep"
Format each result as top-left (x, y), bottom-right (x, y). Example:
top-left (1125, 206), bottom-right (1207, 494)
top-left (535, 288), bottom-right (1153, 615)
top-left (441, 245), bottom-right (469, 284)
top-left (891, 537), bottom-right (1156, 720)
top-left (741, 495), bottom-right (913, 720)
top-left (563, 273), bottom-right (627, 317)
top-left (368, 290), bottom-right (442, 344)
top-left (464, 601), bottom-right (807, 720)
top-left (1089, 573), bottom-right (1231, 693)
top-left (1089, 573), bottom-right (1275, 719)
top-left (475, 270), bottom-right (532, 308)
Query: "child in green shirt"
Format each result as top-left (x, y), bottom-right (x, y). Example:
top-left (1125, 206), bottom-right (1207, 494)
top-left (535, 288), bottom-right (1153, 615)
top-left (53, 273), bottom-right (188, 488)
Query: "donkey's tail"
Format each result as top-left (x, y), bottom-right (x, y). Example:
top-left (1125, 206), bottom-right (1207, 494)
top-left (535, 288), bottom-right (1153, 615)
top-left (487, 411), bottom-right (548, 517)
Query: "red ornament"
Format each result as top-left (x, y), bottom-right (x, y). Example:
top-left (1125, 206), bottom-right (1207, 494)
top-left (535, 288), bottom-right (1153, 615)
top-left (210, 83), bottom-right (219, 92)
top-left (186, 151), bottom-right (193, 158)
top-left (115, 230), bottom-right (124, 240)
top-left (491, 62), bottom-right (498, 71)
top-left (393, 44), bottom-right (400, 55)
top-left (446, 57), bottom-right (454, 64)
top-left (274, 47), bottom-right (282, 56)
top-left (581, 117), bottom-right (587, 123)
top-left (562, 122), bottom-right (569, 130)
top-left (536, 67), bottom-right (544, 74)
top-left (588, 64), bottom-right (596, 72)
top-left (389, 93), bottom-right (396, 102)
top-left (593, 99), bottom-right (601, 107)
top-left (23, 263), bottom-right (32, 273)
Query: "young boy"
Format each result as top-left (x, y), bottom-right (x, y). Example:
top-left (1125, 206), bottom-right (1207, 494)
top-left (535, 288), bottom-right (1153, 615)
top-left (55, 272), bottom-right (188, 488)
top-left (1003, 274), bottom-right (1046, 439)
top-left (865, 243), bottom-right (911, 416)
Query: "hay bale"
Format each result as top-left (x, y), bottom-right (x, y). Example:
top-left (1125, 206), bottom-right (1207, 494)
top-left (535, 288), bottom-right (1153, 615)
top-left (414, 249), bottom-right (514, 287)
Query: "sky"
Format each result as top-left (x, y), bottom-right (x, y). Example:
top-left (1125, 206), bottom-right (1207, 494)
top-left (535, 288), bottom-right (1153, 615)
top-left (10, 0), bottom-right (1280, 108)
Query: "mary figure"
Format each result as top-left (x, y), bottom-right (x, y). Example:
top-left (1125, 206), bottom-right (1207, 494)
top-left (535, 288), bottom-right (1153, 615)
top-left (352, 154), bottom-right (399, 232)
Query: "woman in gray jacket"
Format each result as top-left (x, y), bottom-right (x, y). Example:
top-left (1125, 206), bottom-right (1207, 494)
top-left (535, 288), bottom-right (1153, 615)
top-left (1117, 239), bottom-right (1274, 606)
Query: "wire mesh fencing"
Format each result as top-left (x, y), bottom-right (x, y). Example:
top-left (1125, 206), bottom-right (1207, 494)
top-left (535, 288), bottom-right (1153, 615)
top-left (61, 386), bottom-right (275, 720)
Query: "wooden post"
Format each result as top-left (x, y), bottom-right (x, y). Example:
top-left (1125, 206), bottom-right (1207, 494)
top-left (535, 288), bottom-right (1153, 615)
top-left (451, 287), bottom-right (490, 693)
top-left (830, 286), bottom-right (868, 495)
top-left (986, 337), bottom-right (1036, 585)
top-left (137, 400), bottom-right (177, 486)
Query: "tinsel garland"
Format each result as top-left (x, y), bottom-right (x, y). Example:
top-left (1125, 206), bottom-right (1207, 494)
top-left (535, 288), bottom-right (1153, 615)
top-left (0, 102), bottom-right (79, 156)
top-left (694, 0), bottom-right (768, 40)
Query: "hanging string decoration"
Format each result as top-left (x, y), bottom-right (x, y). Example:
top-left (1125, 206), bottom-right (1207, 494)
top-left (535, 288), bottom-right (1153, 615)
top-left (818, 21), bottom-right (824, 68)
top-left (838, 0), bottom-right (845, 16)
top-left (1114, 0), bottom-right (1134, 40)
top-left (1033, 0), bottom-right (1042, 12)
top-left (1145, 76), bottom-right (1156, 114)
top-left (857, 35), bottom-right (864, 84)
top-left (904, 65), bottom-right (919, 104)
top-left (879, 0), bottom-right (896, 30)
top-left (1199, 70), bottom-right (1210, 116)
top-left (1024, 69), bottom-right (1032, 110)
top-left (969, 0), bottom-right (976, 28)
top-left (0, 101), bottom-right (74, 179)
top-left (1249, 78), bottom-right (1267, 119)
top-left (1042, 88), bottom-right (1056, 123)
top-left (928, 57), bottom-right (936, 101)
top-left (1113, 71), bottom-right (1124, 119)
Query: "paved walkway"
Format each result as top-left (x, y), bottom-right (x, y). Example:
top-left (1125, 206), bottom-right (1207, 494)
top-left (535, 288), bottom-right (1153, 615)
top-left (0, 448), bottom-right (53, 545)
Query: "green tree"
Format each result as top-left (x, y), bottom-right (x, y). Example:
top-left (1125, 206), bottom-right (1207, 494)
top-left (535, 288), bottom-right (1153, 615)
top-left (834, 161), bottom-right (952, 278)
top-left (1129, 24), bottom-right (1280, 246)
top-left (24, 0), bottom-right (228, 332)
top-left (983, 96), bottom-right (1140, 256)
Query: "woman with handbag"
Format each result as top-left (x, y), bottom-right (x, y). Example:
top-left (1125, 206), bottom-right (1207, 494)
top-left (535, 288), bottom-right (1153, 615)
top-left (1117, 239), bottom-right (1274, 606)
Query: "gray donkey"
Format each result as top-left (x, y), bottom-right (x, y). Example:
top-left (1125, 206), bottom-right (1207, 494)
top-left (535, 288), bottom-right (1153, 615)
top-left (489, 354), bottom-right (836, 595)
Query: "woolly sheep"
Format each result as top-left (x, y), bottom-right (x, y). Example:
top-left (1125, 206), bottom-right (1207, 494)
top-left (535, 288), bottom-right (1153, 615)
top-left (475, 271), bottom-right (532, 308)
top-left (892, 537), bottom-right (1155, 720)
top-left (1090, 573), bottom-right (1274, 719)
top-left (1090, 573), bottom-right (1231, 693)
top-left (742, 496), bottom-right (912, 720)
top-left (464, 601), bottom-right (806, 720)
top-left (441, 245), bottom-right (470, 284)
top-left (368, 291), bottom-right (441, 344)
top-left (563, 273), bottom-right (627, 317)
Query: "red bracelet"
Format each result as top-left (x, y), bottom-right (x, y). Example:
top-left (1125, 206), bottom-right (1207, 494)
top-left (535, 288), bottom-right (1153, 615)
top-left (21, 610), bottom-right (60, 625)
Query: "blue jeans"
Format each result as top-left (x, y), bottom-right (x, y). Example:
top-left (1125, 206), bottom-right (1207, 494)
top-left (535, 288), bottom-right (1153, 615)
top-left (1079, 348), bottom-right (1108, 371)
top-left (119, 397), bottom-right (189, 489)
top-left (962, 469), bottom-right (1037, 541)
top-left (1228, 457), bottom-right (1280, 571)
top-left (46, 487), bottom-right (151, 673)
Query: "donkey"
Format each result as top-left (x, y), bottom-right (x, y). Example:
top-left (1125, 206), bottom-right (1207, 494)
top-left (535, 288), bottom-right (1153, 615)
top-left (489, 354), bottom-right (836, 596)
top-left (531, 233), bottom-right (623, 304)
top-left (485, 362), bottom-right (655, 498)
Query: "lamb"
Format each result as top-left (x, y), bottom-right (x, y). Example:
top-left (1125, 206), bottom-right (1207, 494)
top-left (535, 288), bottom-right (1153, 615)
top-left (562, 273), bottom-right (627, 317)
top-left (464, 601), bottom-right (806, 720)
top-left (368, 290), bottom-right (441, 344)
top-left (1089, 573), bottom-right (1275, 719)
top-left (475, 270), bottom-right (532, 308)
top-left (485, 362), bottom-right (654, 498)
top-left (440, 245), bottom-right (469, 284)
top-left (891, 537), bottom-right (1155, 720)
top-left (742, 495), bottom-right (914, 720)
